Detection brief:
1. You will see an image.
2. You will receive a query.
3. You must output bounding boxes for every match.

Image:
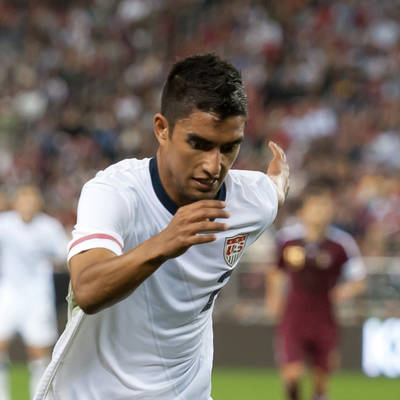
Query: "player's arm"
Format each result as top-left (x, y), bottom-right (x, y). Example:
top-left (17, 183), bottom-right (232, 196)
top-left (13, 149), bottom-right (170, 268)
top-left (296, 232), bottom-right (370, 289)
top-left (265, 265), bottom-right (287, 321)
top-left (330, 244), bottom-right (367, 303)
top-left (266, 141), bottom-right (289, 208)
top-left (330, 277), bottom-right (366, 303)
top-left (70, 199), bottom-right (229, 314)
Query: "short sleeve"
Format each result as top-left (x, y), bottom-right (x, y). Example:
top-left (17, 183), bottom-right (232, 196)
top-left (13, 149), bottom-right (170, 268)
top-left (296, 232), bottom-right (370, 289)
top-left (339, 232), bottom-right (366, 281)
top-left (250, 172), bottom-right (279, 230)
top-left (68, 181), bottom-right (130, 261)
top-left (273, 224), bottom-right (304, 271)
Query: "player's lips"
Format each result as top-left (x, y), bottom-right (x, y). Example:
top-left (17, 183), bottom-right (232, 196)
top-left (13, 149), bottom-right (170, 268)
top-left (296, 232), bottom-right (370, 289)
top-left (192, 177), bottom-right (218, 191)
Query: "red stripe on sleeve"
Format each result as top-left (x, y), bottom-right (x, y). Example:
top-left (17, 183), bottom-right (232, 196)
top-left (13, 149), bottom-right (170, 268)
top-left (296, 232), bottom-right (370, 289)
top-left (69, 234), bottom-right (123, 251)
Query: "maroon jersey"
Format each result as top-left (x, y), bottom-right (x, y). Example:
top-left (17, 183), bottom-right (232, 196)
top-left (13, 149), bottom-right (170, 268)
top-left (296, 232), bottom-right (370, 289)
top-left (276, 223), bottom-right (363, 331)
top-left (274, 223), bottom-right (364, 369)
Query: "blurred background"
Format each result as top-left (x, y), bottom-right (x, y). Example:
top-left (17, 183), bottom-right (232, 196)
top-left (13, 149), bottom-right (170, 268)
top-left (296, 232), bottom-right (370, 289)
top-left (0, 0), bottom-right (399, 398)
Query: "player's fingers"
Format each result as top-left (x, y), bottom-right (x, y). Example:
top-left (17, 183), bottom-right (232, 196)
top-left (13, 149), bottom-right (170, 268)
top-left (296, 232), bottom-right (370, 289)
top-left (278, 146), bottom-right (287, 162)
top-left (194, 200), bottom-right (227, 209)
top-left (180, 200), bottom-right (227, 211)
top-left (188, 221), bottom-right (228, 234)
top-left (189, 208), bottom-right (230, 222)
top-left (280, 161), bottom-right (289, 175)
top-left (268, 141), bottom-right (280, 159)
top-left (189, 234), bottom-right (217, 245)
top-left (268, 141), bottom-right (286, 162)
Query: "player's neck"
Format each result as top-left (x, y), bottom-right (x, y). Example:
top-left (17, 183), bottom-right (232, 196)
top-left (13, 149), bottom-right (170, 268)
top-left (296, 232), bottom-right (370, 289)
top-left (304, 224), bottom-right (327, 243)
top-left (155, 154), bottom-right (185, 207)
top-left (17, 211), bottom-right (37, 224)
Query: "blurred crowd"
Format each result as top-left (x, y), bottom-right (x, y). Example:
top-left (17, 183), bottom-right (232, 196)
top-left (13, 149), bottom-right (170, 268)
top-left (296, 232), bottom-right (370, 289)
top-left (0, 0), bottom-right (399, 257)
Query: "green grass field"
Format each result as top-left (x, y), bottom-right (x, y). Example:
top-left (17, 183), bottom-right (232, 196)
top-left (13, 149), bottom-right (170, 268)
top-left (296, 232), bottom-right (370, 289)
top-left (10, 365), bottom-right (400, 399)
top-left (212, 368), bottom-right (400, 399)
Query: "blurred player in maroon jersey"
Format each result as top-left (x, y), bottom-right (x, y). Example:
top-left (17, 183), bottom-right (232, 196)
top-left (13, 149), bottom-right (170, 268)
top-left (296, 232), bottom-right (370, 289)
top-left (266, 177), bottom-right (366, 400)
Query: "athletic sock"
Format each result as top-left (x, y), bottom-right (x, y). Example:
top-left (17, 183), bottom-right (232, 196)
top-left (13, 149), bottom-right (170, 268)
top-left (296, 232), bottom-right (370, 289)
top-left (28, 356), bottom-right (50, 400)
top-left (286, 381), bottom-right (299, 400)
top-left (0, 353), bottom-right (10, 400)
top-left (313, 394), bottom-right (327, 400)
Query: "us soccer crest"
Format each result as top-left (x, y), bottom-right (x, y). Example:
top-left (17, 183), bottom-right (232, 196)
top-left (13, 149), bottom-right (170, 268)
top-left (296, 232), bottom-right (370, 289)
top-left (224, 233), bottom-right (248, 267)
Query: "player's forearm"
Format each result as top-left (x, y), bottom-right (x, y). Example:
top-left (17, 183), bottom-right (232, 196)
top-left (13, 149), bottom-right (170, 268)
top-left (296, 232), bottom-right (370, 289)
top-left (331, 279), bottom-right (366, 302)
top-left (265, 267), bottom-right (286, 320)
top-left (265, 292), bottom-right (284, 320)
top-left (72, 236), bottom-right (168, 314)
top-left (72, 200), bottom-right (228, 314)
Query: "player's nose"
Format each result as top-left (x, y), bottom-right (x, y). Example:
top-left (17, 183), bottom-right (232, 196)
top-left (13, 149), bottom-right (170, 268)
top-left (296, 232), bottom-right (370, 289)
top-left (203, 148), bottom-right (221, 177)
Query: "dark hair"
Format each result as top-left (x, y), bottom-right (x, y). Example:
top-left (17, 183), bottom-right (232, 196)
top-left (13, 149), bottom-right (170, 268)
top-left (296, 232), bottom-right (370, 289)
top-left (303, 176), bottom-right (338, 198)
top-left (161, 53), bottom-right (248, 133)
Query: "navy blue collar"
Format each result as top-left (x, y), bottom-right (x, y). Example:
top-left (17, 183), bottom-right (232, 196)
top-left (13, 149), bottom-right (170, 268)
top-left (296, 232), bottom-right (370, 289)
top-left (149, 157), bottom-right (226, 215)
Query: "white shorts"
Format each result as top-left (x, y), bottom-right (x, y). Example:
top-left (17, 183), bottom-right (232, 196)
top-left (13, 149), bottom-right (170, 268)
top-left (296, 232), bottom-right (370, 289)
top-left (0, 283), bottom-right (58, 348)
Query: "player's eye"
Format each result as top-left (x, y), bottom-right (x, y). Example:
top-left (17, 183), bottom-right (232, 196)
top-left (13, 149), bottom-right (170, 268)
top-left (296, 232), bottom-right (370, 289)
top-left (187, 138), bottom-right (213, 151)
top-left (220, 143), bottom-right (239, 154)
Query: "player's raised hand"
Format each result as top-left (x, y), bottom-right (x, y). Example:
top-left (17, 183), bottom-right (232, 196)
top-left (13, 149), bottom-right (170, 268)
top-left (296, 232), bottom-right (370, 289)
top-left (266, 141), bottom-right (289, 207)
top-left (156, 200), bottom-right (230, 260)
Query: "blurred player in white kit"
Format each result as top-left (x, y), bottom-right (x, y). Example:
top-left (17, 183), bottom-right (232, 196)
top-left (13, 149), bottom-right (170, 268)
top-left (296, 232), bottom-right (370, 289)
top-left (0, 186), bottom-right (68, 400)
top-left (35, 53), bottom-right (290, 399)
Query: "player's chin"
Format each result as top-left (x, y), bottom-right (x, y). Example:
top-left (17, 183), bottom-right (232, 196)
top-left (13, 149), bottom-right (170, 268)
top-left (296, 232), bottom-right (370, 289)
top-left (185, 180), bottom-right (223, 201)
top-left (198, 192), bottom-right (218, 201)
top-left (188, 188), bottom-right (219, 202)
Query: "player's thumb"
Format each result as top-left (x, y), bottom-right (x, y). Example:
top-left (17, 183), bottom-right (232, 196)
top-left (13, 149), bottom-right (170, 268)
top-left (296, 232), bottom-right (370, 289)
top-left (267, 158), bottom-right (281, 176)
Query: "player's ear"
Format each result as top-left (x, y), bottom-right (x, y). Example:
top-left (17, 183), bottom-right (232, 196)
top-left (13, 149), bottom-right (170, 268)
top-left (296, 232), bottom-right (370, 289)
top-left (154, 113), bottom-right (170, 145)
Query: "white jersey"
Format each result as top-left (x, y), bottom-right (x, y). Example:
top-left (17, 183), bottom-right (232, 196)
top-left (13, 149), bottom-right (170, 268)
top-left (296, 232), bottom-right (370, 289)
top-left (0, 211), bottom-right (68, 346)
top-left (36, 157), bottom-right (278, 400)
top-left (0, 210), bottom-right (67, 293)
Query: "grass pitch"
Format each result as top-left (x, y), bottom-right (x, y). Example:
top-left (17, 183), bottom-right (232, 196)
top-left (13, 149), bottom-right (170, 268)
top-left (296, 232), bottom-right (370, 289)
top-left (10, 365), bottom-right (29, 399)
top-left (212, 368), bottom-right (400, 400)
top-left (10, 365), bottom-right (399, 399)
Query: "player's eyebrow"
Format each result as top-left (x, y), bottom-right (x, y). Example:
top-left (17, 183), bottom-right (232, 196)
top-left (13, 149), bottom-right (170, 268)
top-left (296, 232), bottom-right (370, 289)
top-left (186, 133), bottom-right (243, 147)
top-left (186, 133), bottom-right (214, 146)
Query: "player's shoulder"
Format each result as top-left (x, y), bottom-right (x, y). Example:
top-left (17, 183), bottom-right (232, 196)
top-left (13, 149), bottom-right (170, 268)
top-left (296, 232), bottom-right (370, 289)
top-left (276, 222), bottom-right (304, 244)
top-left (227, 169), bottom-right (278, 222)
top-left (35, 212), bottom-right (62, 227)
top-left (228, 169), bottom-right (268, 185)
top-left (79, 158), bottom-right (151, 215)
top-left (84, 157), bottom-right (150, 192)
top-left (326, 226), bottom-right (360, 255)
top-left (227, 169), bottom-right (277, 203)
top-left (0, 210), bottom-right (17, 222)
top-left (94, 158), bottom-right (149, 183)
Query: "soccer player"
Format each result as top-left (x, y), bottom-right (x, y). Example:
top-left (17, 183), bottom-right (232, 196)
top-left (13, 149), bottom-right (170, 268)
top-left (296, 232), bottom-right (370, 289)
top-left (266, 177), bottom-right (366, 400)
top-left (0, 185), bottom-right (68, 400)
top-left (35, 53), bottom-right (289, 400)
